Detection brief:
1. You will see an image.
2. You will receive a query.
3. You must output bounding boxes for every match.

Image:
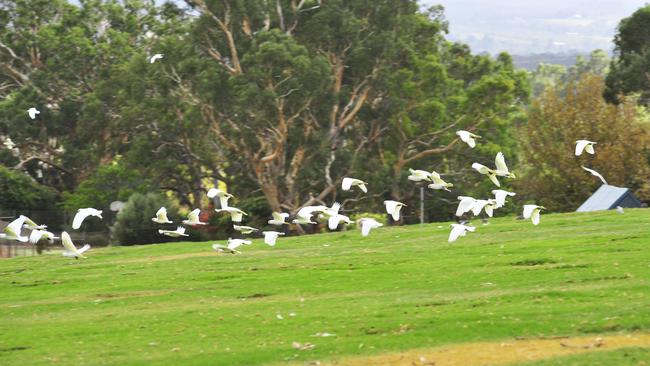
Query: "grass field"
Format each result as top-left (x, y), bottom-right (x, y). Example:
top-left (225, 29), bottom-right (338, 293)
top-left (1, 209), bottom-right (649, 365)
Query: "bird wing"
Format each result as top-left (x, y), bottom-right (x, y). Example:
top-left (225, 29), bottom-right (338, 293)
top-left (384, 201), bottom-right (397, 215)
top-left (219, 195), bottom-right (231, 208)
top-left (456, 130), bottom-right (470, 142)
top-left (467, 137), bottom-right (476, 148)
top-left (448, 225), bottom-right (463, 242)
top-left (575, 140), bottom-right (588, 156)
top-left (360, 220), bottom-right (373, 237)
top-left (488, 173), bottom-right (501, 187)
top-left (330, 202), bottom-right (341, 215)
top-left (6, 216), bottom-right (26, 236)
top-left (231, 211), bottom-right (243, 222)
top-left (72, 209), bottom-right (90, 230)
top-left (29, 230), bottom-right (43, 244)
top-left (471, 200), bottom-right (488, 216)
top-left (495, 152), bottom-right (509, 173)
top-left (531, 209), bottom-right (541, 225)
top-left (493, 190), bottom-right (507, 207)
top-left (585, 143), bottom-right (595, 155)
top-left (188, 209), bottom-right (200, 222)
top-left (77, 244), bottom-right (91, 254)
top-left (341, 178), bottom-right (353, 191)
top-left (60, 232), bottom-right (78, 254)
top-left (391, 205), bottom-right (403, 221)
top-left (22, 216), bottom-right (39, 228)
top-left (207, 188), bottom-right (218, 198)
top-left (456, 197), bottom-right (476, 217)
top-left (328, 215), bottom-right (341, 230)
top-left (472, 163), bottom-right (490, 175)
top-left (523, 205), bottom-right (536, 219)
top-left (582, 166), bottom-right (607, 185)
top-left (358, 182), bottom-right (368, 193)
top-left (484, 204), bottom-right (494, 217)
top-left (264, 232), bottom-right (278, 246)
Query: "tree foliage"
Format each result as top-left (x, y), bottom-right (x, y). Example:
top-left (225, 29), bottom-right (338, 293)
top-left (605, 4), bottom-right (650, 105)
top-left (518, 74), bottom-right (650, 212)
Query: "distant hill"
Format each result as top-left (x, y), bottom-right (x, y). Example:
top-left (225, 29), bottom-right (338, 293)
top-left (511, 52), bottom-right (587, 71)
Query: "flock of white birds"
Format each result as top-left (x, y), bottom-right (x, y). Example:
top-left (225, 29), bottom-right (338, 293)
top-left (4, 54), bottom-right (608, 258)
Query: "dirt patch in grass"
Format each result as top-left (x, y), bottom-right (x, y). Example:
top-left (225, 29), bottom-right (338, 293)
top-left (307, 332), bottom-right (650, 366)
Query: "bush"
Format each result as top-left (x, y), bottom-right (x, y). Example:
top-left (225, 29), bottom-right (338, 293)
top-left (111, 193), bottom-right (179, 246)
top-left (0, 166), bottom-right (58, 210)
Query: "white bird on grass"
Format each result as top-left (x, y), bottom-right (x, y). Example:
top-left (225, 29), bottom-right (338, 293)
top-left (384, 200), bottom-right (406, 221)
top-left (233, 225), bottom-right (258, 234)
top-left (227, 238), bottom-right (252, 250)
top-left (0, 216), bottom-right (28, 242)
top-left (408, 169), bottom-right (432, 182)
top-left (575, 140), bottom-right (596, 156)
top-left (159, 226), bottom-right (189, 237)
top-left (358, 218), bottom-right (383, 237)
top-left (448, 223), bottom-right (476, 243)
top-left (268, 211), bottom-right (290, 226)
top-left (29, 229), bottom-right (58, 244)
top-left (492, 189), bottom-right (516, 208)
top-left (72, 208), bottom-right (103, 230)
top-left (456, 130), bottom-right (481, 148)
top-left (341, 177), bottom-right (368, 193)
top-left (212, 243), bottom-right (240, 254)
top-left (149, 54), bottom-right (163, 63)
top-left (616, 206), bottom-right (625, 214)
top-left (215, 207), bottom-right (247, 223)
top-left (183, 208), bottom-right (206, 226)
top-left (207, 188), bottom-right (234, 208)
top-left (428, 171), bottom-right (453, 191)
top-left (456, 196), bottom-right (477, 217)
top-left (523, 205), bottom-right (546, 226)
top-left (328, 214), bottom-right (353, 230)
top-left (60, 231), bottom-right (90, 259)
top-left (581, 166), bottom-right (607, 185)
top-left (472, 163), bottom-right (500, 187)
top-left (27, 107), bottom-right (40, 119)
top-left (152, 207), bottom-right (173, 224)
top-left (262, 231), bottom-right (285, 246)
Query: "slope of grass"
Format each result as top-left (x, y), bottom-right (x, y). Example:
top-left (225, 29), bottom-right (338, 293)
top-left (0, 209), bottom-right (649, 365)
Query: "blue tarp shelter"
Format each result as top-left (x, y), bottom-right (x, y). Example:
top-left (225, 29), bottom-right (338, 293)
top-left (576, 184), bottom-right (642, 212)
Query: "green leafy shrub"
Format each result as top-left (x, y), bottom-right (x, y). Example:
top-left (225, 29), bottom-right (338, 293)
top-left (111, 193), bottom-right (179, 246)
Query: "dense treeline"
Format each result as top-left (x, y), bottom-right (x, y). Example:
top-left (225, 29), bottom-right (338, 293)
top-left (0, 1), bottom-right (648, 240)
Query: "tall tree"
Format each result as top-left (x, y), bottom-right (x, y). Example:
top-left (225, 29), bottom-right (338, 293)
top-left (604, 5), bottom-right (650, 105)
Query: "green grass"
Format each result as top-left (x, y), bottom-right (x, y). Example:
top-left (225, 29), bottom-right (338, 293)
top-left (1, 209), bottom-right (649, 365)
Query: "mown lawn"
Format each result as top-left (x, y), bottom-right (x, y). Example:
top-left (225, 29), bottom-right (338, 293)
top-left (0, 209), bottom-right (649, 365)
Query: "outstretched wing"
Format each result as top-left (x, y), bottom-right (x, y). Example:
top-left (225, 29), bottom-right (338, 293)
top-left (522, 205), bottom-right (536, 219)
top-left (72, 209), bottom-right (90, 230)
top-left (342, 177), bottom-right (353, 191)
top-left (60, 232), bottom-right (78, 254)
top-left (495, 152), bottom-right (509, 173)
top-left (575, 140), bottom-right (589, 156)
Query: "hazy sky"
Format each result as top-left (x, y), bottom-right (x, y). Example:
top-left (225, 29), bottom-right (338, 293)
top-left (421, 0), bottom-right (647, 54)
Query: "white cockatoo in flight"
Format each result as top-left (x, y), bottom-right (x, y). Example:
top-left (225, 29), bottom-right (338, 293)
top-left (358, 218), bottom-right (383, 237)
top-left (575, 140), bottom-right (596, 156)
top-left (408, 169), bottom-right (432, 182)
top-left (60, 231), bottom-right (91, 259)
top-left (150, 54), bottom-right (163, 63)
top-left (384, 200), bottom-right (406, 221)
top-left (233, 225), bottom-right (258, 234)
top-left (492, 189), bottom-right (516, 208)
top-left (207, 188), bottom-right (234, 208)
top-left (183, 209), bottom-right (206, 226)
top-left (582, 166), bottom-right (607, 185)
top-left (159, 226), bottom-right (189, 237)
top-left (27, 107), bottom-right (40, 119)
top-left (215, 207), bottom-right (247, 222)
top-left (428, 171), bottom-right (453, 191)
top-left (29, 229), bottom-right (58, 244)
top-left (262, 231), bottom-right (285, 246)
top-left (268, 211), bottom-right (290, 226)
top-left (341, 177), bottom-right (368, 193)
top-left (328, 214), bottom-right (353, 230)
top-left (472, 163), bottom-right (500, 187)
top-left (523, 205), bottom-right (546, 226)
top-left (152, 207), bottom-right (173, 224)
top-left (456, 130), bottom-right (481, 148)
top-left (292, 205), bottom-right (327, 225)
top-left (0, 216), bottom-right (29, 242)
top-left (72, 208), bottom-right (103, 230)
top-left (448, 223), bottom-right (476, 243)
top-left (21, 215), bottom-right (46, 230)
